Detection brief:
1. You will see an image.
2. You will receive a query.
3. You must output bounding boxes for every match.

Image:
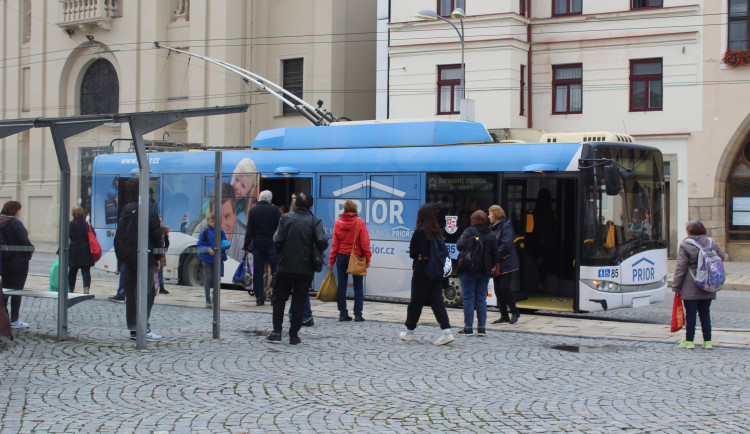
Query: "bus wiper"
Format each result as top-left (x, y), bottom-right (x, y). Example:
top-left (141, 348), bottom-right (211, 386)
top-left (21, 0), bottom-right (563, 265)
top-left (612, 238), bottom-right (668, 264)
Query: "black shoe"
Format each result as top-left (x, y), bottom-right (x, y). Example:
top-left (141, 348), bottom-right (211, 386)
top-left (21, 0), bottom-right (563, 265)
top-left (301, 317), bottom-right (314, 327)
top-left (289, 335), bottom-right (301, 345)
top-left (492, 317), bottom-right (509, 324)
top-left (477, 328), bottom-right (486, 337)
top-left (457, 328), bottom-right (473, 336)
top-left (158, 289), bottom-right (169, 295)
top-left (108, 295), bottom-right (126, 303)
top-left (256, 300), bottom-right (265, 306)
top-left (339, 315), bottom-right (352, 322)
top-left (354, 314), bottom-right (364, 322)
top-left (510, 313), bottom-right (520, 324)
top-left (266, 331), bottom-right (282, 342)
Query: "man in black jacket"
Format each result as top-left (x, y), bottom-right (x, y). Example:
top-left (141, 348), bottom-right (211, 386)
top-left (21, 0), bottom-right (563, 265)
top-left (243, 190), bottom-right (281, 306)
top-left (115, 177), bottom-right (164, 342)
top-left (268, 192), bottom-right (327, 345)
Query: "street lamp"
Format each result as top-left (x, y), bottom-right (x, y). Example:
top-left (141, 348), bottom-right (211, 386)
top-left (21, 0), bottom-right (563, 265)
top-left (413, 8), bottom-right (466, 103)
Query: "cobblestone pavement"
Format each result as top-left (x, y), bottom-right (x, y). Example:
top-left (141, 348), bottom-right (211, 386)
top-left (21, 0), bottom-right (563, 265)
top-left (2, 295), bottom-right (750, 433)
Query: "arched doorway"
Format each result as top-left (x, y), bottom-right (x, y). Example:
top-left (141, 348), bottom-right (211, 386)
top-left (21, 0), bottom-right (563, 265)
top-left (726, 138), bottom-right (750, 242)
top-left (80, 58), bottom-right (119, 115)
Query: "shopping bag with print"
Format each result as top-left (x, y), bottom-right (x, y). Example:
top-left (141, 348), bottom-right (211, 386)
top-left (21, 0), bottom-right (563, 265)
top-left (670, 292), bottom-right (685, 333)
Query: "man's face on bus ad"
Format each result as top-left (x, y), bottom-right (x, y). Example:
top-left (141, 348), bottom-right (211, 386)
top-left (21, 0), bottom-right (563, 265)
top-left (220, 199), bottom-right (236, 236)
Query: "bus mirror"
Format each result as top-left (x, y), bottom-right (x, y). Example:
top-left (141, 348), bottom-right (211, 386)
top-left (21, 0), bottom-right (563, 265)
top-left (604, 165), bottom-right (621, 195)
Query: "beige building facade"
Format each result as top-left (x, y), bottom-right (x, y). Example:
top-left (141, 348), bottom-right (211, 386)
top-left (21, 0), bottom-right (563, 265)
top-left (0, 0), bottom-right (376, 242)
top-left (383, 0), bottom-right (750, 259)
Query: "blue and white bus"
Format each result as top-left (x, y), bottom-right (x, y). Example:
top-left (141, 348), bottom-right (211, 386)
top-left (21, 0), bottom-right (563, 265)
top-left (91, 120), bottom-right (668, 312)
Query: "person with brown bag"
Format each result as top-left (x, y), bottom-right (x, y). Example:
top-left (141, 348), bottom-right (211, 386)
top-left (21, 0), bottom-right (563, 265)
top-left (329, 200), bottom-right (371, 322)
top-left (489, 205), bottom-right (521, 325)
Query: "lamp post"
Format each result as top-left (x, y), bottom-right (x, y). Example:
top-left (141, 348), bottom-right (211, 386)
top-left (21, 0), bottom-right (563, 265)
top-left (414, 8), bottom-right (466, 103)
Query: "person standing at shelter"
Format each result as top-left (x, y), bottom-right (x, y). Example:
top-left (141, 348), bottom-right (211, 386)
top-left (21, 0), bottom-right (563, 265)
top-left (243, 190), bottom-right (281, 306)
top-left (329, 200), bottom-right (371, 322)
top-left (269, 192), bottom-right (327, 345)
top-left (114, 178), bottom-right (164, 342)
top-left (197, 210), bottom-right (228, 309)
top-left (672, 219), bottom-right (726, 349)
top-left (399, 204), bottom-right (454, 346)
top-left (0, 201), bottom-right (34, 330)
top-left (489, 205), bottom-right (520, 325)
top-left (157, 216), bottom-right (170, 294)
top-left (456, 210), bottom-right (498, 337)
top-left (68, 206), bottom-right (95, 294)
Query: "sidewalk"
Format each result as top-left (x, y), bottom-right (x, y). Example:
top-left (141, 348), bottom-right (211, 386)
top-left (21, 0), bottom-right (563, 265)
top-left (21, 263), bottom-right (750, 349)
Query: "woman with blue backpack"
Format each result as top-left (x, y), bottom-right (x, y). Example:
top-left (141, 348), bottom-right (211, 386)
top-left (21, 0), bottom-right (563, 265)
top-left (672, 219), bottom-right (726, 349)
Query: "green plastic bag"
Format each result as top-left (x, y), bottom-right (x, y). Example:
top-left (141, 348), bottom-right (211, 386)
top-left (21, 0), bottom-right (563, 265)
top-left (316, 269), bottom-right (337, 302)
top-left (49, 258), bottom-right (60, 292)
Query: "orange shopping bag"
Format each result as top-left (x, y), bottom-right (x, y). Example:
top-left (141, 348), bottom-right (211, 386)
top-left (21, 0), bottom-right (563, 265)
top-left (670, 292), bottom-right (685, 333)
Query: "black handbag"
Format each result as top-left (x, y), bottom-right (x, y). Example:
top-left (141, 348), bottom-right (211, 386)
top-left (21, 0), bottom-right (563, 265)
top-left (311, 215), bottom-right (324, 272)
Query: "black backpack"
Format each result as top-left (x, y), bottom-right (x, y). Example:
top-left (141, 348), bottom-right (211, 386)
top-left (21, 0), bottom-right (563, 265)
top-left (457, 235), bottom-right (484, 274)
top-left (114, 206), bottom-right (138, 264)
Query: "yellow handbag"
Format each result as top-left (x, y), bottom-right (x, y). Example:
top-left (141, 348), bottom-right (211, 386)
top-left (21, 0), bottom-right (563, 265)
top-left (346, 218), bottom-right (368, 276)
top-left (316, 269), bottom-right (337, 302)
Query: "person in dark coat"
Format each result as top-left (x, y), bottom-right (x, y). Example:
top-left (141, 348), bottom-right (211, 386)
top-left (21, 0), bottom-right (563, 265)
top-left (68, 206), bottom-right (95, 294)
top-left (672, 219), bottom-right (726, 349)
top-left (243, 190), bottom-right (281, 306)
top-left (399, 204), bottom-right (455, 346)
top-left (115, 178), bottom-right (164, 342)
top-left (456, 210), bottom-right (498, 337)
top-left (489, 205), bottom-right (521, 325)
top-left (268, 192), bottom-right (327, 345)
top-left (0, 200), bottom-right (34, 330)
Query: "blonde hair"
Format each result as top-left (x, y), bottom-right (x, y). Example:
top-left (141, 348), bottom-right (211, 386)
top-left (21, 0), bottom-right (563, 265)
top-left (343, 200), bottom-right (358, 213)
top-left (489, 205), bottom-right (506, 221)
top-left (72, 206), bottom-right (85, 218)
top-left (205, 210), bottom-right (214, 221)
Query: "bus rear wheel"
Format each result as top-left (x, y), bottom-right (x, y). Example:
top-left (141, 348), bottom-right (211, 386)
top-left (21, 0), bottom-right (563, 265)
top-left (181, 253), bottom-right (204, 287)
top-left (442, 276), bottom-right (462, 308)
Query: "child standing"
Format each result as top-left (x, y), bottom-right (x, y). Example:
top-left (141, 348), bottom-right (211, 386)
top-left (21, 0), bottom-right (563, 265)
top-left (197, 210), bottom-right (228, 308)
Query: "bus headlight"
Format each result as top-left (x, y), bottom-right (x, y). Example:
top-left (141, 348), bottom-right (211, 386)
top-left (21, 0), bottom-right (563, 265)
top-left (581, 279), bottom-right (621, 293)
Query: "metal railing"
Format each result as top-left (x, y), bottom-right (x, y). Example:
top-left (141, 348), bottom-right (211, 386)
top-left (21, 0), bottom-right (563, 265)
top-left (58, 0), bottom-right (121, 29)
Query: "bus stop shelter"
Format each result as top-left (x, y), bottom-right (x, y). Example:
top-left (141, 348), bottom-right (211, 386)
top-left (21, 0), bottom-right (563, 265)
top-left (0, 104), bottom-right (248, 349)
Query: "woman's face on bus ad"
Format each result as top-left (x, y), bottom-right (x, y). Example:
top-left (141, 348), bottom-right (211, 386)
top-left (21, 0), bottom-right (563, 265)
top-left (231, 174), bottom-right (253, 199)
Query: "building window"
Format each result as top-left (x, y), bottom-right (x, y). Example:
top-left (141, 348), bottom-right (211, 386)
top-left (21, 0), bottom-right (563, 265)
top-left (80, 59), bottom-right (119, 115)
top-left (553, 0), bottom-right (582, 16)
top-left (631, 0), bottom-right (662, 8)
top-left (552, 64), bottom-right (582, 114)
top-left (520, 0), bottom-right (526, 16)
top-left (438, 0), bottom-right (465, 17)
top-left (438, 64), bottom-right (462, 115)
top-left (22, 0), bottom-right (31, 44)
top-left (729, 0), bottom-right (750, 50)
top-left (520, 65), bottom-right (526, 116)
top-left (726, 139), bottom-right (750, 240)
top-left (282, 58), bottom-right (303, 116)
top-left (22, 67), bottom-right (31, 112)
top-left (630, 58), bottom-right (662, 111)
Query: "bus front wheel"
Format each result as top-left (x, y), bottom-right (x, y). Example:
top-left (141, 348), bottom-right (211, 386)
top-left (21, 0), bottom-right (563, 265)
top-left (181, 253), bottom-right (204, 287)
top-left (442, 276), bottom-right (463, 308)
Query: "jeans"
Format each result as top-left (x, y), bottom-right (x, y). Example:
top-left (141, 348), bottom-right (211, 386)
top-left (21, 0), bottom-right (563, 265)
top-left (273, 273), bottom-right (312, 336)
top-left (460, 272), bottom-right (489, 329)
top-left (684, 299), bottom-right (712, 342)
top-left (203, 262), bottom-right (216, 304)
top-left (252, 243), bottom-right (278, 302)
top-left (68, 266), bottom-right (91, 292)
top-left (116, 263), bottom-right (126, 298)
top-left (335, 253), bottom-right (364, 318)
top-left (124, 261), bottom-right (156, 332)
top-left (405, 265), bottom-right (451, 331)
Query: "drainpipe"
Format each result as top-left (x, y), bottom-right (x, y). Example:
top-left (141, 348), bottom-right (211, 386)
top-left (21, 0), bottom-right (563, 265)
top-left (527, 2), bottom-right (533, 129)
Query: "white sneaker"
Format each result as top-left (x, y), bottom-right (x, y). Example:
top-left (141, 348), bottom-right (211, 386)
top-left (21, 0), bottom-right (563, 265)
top-left (146, 331), bottom-right (162, 342)
top-left (433, 333), bottom-right (455, 346)
top-left (399, 331), bottom-right (415, 342)
top-left (10, 320), bottom-right (29, 330)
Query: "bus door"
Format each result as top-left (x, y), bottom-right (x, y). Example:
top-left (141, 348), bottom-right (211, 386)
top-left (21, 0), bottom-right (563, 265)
top-left (503, 176), bottom-right (577, 312)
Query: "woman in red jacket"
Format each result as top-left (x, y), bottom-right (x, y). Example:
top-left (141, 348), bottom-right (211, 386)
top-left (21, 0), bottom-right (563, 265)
top-left (329, 200), bottom-right (372, 322)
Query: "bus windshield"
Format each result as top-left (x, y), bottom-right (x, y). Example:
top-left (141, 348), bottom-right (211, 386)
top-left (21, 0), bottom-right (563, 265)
top-left (582, 145), bottom-right (666, 264)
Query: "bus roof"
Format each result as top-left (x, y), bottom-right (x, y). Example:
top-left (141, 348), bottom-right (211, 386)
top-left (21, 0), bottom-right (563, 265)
top-left (252, 120), bottom-right (493, 149)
